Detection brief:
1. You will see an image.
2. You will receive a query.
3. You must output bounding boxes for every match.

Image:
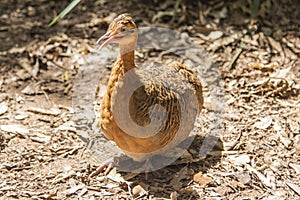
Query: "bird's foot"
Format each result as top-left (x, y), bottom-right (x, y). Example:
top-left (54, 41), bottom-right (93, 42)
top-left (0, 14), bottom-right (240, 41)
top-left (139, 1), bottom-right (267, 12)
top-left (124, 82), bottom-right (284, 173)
top-left (89, 155), bottom-right (129, 177)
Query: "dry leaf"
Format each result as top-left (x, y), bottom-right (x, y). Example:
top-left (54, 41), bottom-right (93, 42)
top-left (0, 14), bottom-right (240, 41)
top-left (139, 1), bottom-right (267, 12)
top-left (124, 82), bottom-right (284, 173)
top-left (29, 133), bottom-right (51, 143)
top-left (0, 124), bottom-right (29, 136)
top-left (22, 81), bottom-right (43, 94)
top-left (66, 184), bottom-right (85, 196)
top-left (208, 31), bottom-right (223, 40)
top-left (106, 168), bottom-right (126, 183)
top-left (0, 101), bottom-right (8, 115)
top-left (254, 116), bottom-right (272, 130)
top-left (27, 106), bottom-right (61, 116)
top-left (170, 191), bottom-right (178, 200)
top-left (246, 164), bottom-right (272, 188)
top-left (279, 135), bottom-right (291, 148)
top-left (193, 171), bottom-right (213, 186)
top-left (102, 183), bottom-right (119, 189)
top-left (294, 135), bottom-right (300, 152)
top-left (132, 185), bottom-right (147, 198)
top-left (267, 36), bottom-right (283, 53)
top-left (289, 163), bottom-right (300, 175)
top-left (270, 66), bottom-right (291, 79)
top-left (235, 172), bottom-right (251, 185)
top-left (15, 113), bottom-right (29, 120)
top-left (286, 182), bottom-right (300, 196)
top-left (55, 121), bottom-right (76, 132)
top-left (228, 154), bottom-right (250, 166)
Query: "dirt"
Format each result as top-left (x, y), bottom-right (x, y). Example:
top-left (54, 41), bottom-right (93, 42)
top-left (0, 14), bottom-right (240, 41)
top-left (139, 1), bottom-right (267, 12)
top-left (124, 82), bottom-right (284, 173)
top-left (0, 0), bottom-right (299, 199)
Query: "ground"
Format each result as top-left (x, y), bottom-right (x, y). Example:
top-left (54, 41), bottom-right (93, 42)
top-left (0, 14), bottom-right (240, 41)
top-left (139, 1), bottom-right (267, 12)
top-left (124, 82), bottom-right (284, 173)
top-left (0, 0), bottom-right (299, 199)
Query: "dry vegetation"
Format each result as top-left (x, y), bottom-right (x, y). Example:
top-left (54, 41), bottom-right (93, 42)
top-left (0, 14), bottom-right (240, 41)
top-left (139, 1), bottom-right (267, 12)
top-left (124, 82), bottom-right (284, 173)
top-left (0, 0), bottom-right (299, 199)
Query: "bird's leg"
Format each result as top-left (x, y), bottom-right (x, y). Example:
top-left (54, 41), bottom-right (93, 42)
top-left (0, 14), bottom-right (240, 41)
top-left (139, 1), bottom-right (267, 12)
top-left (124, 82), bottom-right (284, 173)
top-left (89, 155), bottom-right (128, 177)
top-left (138, 158), bottom-right (153, 180)
top-left (144, 159), bottom-right (152, 180)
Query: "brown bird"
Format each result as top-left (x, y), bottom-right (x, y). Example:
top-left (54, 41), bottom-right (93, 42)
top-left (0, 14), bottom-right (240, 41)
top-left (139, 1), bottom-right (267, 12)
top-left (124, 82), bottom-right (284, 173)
top-left (94, 13), bottom-right (203, 174)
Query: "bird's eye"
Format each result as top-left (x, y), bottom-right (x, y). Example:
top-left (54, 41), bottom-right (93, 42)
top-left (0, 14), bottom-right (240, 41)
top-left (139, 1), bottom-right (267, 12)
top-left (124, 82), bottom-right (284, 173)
top-left (121, 27), bottom-right (126, 32)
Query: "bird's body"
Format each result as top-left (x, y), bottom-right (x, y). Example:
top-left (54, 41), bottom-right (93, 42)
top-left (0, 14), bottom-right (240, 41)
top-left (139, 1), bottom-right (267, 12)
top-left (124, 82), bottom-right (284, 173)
top-left (98, 13), bottom-right (203, 163)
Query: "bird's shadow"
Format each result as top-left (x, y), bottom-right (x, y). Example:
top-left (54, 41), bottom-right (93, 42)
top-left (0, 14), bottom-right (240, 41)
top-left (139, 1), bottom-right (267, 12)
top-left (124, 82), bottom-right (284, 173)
top-left (118, 134), bottom-right (224, 199)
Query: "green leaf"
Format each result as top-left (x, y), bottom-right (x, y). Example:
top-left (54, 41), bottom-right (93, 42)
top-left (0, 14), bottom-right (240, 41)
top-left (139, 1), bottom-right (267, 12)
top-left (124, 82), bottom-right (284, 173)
top-left (48, 0), bottom-right (81, 27)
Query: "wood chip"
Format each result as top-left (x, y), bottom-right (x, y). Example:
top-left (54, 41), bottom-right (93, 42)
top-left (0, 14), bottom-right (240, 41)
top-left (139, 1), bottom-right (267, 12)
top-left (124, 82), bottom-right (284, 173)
top-left (267, 36), bottom-right (283, 53)
top-left (254, 116), bottom-right (272, 130)
top-left (235, 172), bottom-right (251, 185)
top-left (27, 106), bottom-right (61, 116)
top-left (193, 171), bottom-right (213, 186)
top-left (289, 163), bottom-right (300, 175)
top-left (207, 31), bottom-right (223, 40)
top-left (106, 168), bottom-right (126, 183)
top-left (0, 101), bottom-right (8, 115)
top-left (55, 122), bottom-right (76, 132)
top-left (246, 164), bottom-right (272, 188)
top-left (132, 185), bottom-right (147, 198)
top-left (0, 124), bottom-right (29, 136)
top-left (29, 133), bottom-right (51, 143)
top-left (227, 48), bottom-right (243, 70)
top-left (15, 113), bottom-right (29, 120)
top-left (66, 184), bottom-right (85, 196)
top-left (286, 182), bottom-right (300, 196)
top-left (102, 183), bottom-right (119, 189)
top-left (21, 81), bottom-right (43, 94)
top-left (228, 154), bottom-right (250, 165)
top-left (270, 66), bottom-right (291, 79)
top-left (170, 191), bottom-right (178, 200)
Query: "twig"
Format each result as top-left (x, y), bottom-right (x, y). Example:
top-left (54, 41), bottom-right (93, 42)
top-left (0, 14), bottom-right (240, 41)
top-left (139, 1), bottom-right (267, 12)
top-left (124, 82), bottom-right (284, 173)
top-left (228, 48), bottom-right (243, 70)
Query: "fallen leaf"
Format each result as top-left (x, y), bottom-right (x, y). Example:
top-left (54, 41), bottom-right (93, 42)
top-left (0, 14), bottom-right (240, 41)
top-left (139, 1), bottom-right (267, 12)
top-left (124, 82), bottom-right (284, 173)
top-left (286, 182), bottom-right (300, 196)
top-left (66, 184), bottom-right (85, 195)
top-left (29, 133), bottom-right (51, 143)
top-left (246, 164), bottom-right (272, 188)
top-left (132, 185), bottom-right (147, 198)
top-left (279, 135), bottom-right (291, 148)
top-left (235, 172), bottom-right (251, 185)
top-left (8, 46), bottom-right (26, 54)
top-left (270, 66), bottom-right (291, 79)
top-left (27, 106), bottom-right (61, 116)
top-left (254, 116), bottom-right (272, 130)
top-left (55, 121), bottom-right (76, 132)
top-left (106, 168), bottom-right (126, 183)
top-left (268, 36), bottom-right (283, 53)
top-left (0, 124), bottom-right (29, 136)
top-left (0, 101), bottom-right (8, 115)
top-left (15, 113), bottom-right (29, 120)
top-left (294, 135), bottom-right (300, 152)
top-left (289, 163), bottom-right (300, 175)
top-left (170, 191), bottom-right (178, 200)
top-left (208, 31), bottom-right (223, 40)
top-left (102, 183), bottom-right (119, 189)
top-left (193, 171), bottom-right (213, 186)
top-left (228, 154), bottom-right (250, 165)
top-left (22, 81), bottom-right (43, 94)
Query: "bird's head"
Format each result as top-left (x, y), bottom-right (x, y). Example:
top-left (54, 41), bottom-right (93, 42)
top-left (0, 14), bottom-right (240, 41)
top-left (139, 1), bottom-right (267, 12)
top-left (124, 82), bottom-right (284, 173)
top-left (97, 13), bottom-right (138, 50)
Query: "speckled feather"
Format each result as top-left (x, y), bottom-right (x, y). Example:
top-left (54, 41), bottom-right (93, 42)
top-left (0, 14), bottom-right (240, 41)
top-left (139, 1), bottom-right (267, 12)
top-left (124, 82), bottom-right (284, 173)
top-left (100, 59), bottom-right (203, 161)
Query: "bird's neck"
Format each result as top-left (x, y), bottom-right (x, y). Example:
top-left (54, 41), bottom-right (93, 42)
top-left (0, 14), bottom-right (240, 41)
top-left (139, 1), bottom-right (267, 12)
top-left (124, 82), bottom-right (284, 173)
top-left (119, 44), bottom-right (136, 72)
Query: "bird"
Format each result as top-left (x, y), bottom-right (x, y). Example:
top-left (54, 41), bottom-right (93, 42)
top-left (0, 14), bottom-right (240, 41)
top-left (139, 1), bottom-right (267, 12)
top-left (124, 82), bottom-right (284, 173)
top-left (93, 13), bottom-right (203, 175)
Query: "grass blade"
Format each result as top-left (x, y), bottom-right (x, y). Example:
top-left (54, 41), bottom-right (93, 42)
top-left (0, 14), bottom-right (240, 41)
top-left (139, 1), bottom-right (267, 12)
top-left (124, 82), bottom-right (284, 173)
top-left (48, 0), bottom-right (81, 27)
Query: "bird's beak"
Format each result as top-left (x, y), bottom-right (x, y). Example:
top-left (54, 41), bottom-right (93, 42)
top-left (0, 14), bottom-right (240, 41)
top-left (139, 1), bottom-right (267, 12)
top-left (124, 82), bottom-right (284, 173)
top-left (97, 29), bottom-right (137, 50)
top-left (96, 30), bottom-right (116, 49)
